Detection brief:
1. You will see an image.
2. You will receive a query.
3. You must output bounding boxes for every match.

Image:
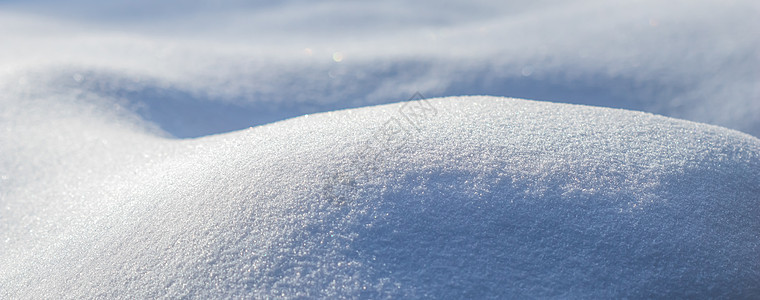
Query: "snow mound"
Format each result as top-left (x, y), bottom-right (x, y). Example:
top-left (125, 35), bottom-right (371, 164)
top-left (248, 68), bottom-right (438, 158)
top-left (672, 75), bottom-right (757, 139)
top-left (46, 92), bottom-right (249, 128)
top-left (2, 96), bottom-right (759, 298)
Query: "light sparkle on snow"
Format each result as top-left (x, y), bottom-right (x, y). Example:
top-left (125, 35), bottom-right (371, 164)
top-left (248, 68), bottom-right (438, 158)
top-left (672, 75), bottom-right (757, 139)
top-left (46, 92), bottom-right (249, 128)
top-left (1, 95), bottom-right (758, 298)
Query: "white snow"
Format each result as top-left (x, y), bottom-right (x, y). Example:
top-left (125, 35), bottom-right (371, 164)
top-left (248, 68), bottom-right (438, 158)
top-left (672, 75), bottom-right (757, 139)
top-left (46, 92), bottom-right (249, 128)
top-left (1, 0), bottom-right (760, 298)
top-left (0, 0), bottom-right (758, 137)
top-left (2, 96), bottom-right (759, 298)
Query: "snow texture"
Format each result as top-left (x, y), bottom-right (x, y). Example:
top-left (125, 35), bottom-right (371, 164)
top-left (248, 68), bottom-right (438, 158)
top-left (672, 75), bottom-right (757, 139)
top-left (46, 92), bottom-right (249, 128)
top-left (2, 96), bottom-right (759, 298)
top-left (2, 0), bottom-right (760, 298)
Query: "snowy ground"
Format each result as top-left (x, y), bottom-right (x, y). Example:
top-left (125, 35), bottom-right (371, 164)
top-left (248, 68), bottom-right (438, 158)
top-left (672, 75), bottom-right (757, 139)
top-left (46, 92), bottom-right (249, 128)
top-left (2, 0), bottom-right (758, 138)
top-left (1, 0), bottom-right (759, 298)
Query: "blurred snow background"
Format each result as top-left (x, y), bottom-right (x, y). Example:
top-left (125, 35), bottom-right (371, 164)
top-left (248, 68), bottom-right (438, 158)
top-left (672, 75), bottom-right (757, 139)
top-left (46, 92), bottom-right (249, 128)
top-left (1, 0), bottom-right (758, 137)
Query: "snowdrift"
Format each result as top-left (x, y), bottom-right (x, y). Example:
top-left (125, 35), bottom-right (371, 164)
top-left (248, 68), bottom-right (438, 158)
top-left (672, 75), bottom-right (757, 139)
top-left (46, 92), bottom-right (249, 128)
top-left (2, 96), bottom-right (759, 298)
top-left (2, 0), bottom-right (759, 137)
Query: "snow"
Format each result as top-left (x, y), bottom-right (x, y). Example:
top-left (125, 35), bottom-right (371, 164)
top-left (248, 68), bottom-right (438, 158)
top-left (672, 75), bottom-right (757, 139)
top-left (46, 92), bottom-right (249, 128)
top-left (0, 0), bottom-right (758, 137)
top-left (1, 0), bottom-right (760, 298)
top-left (2, 96), bottom-right (759, 298)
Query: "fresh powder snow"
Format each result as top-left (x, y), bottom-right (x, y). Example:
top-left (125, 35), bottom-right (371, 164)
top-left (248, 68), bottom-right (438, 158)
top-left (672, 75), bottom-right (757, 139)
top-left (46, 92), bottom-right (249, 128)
top-left (2, 96), bottom-right (758, 298)
top-left (1, 0), bottom-right (759, 298)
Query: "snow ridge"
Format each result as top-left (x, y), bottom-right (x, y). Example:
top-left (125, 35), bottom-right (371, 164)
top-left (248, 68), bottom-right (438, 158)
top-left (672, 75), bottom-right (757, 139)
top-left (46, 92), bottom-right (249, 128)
top-left (2, 96), bottom-right (758, 298)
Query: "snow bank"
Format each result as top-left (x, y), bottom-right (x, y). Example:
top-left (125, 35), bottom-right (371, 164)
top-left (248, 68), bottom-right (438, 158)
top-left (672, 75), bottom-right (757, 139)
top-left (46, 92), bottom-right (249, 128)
top-left (1, 0), bottom-right (759, 137)
top-left (2, 96), bottom-right (758, 298)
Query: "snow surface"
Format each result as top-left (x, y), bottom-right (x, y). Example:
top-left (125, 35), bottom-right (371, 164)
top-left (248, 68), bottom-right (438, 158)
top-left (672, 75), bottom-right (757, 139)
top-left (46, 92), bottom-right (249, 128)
top-left (2, 0), bottom-right (760, 298)
top-left (2, 96), bottom-right (759, 298)
top-left (0, 0), bottom-right (758, 137)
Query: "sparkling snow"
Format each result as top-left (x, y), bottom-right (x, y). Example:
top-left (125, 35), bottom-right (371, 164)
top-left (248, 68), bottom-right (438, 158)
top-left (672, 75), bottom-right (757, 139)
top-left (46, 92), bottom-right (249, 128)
top-left (1, 0), bottom-right (759, 298)
top-left (2, 96), bottom-right (759, 298)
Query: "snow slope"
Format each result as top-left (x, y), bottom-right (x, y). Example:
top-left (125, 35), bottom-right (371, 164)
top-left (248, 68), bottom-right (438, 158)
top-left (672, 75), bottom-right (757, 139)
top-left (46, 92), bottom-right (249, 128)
top-left (2, 96), bottom-right (759, 298)
top-left (0, 0), bottom-right (759, 137)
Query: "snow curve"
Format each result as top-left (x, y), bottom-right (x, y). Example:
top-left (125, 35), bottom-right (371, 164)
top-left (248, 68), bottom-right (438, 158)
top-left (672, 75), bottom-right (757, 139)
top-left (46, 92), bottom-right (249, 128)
top-left (1, 96), bottom-right (759, 298)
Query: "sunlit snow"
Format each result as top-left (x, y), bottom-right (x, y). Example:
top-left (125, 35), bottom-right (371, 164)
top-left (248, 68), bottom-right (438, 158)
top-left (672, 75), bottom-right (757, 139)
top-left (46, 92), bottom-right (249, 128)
top-left (1, 0), bottom-right (759, 298)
